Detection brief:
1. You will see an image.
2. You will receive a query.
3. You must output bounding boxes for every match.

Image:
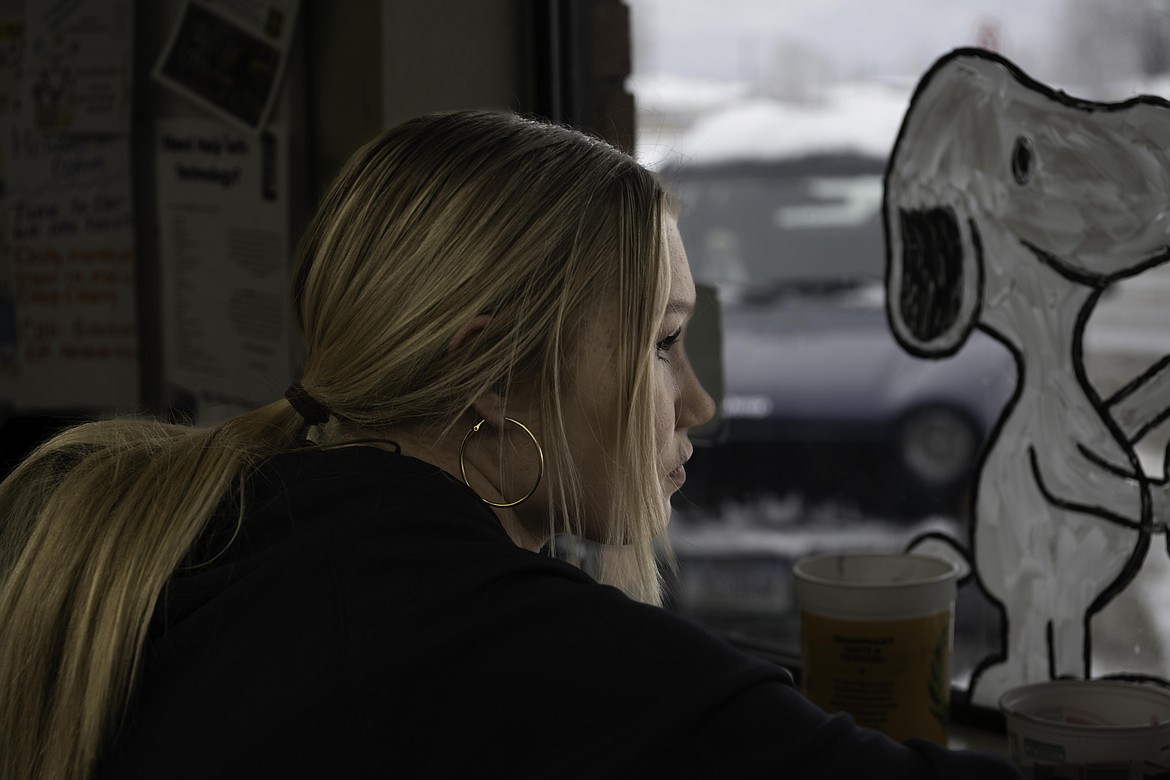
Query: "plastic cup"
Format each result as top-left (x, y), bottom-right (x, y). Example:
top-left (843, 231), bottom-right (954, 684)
top-left (999, 680), bottom-right (1170, 777)
top-left (793, 552), bottom-right (959, 744)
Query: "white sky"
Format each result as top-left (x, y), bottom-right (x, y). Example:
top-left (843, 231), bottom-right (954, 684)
top-left (630, 0), bottom-right (1067, 86)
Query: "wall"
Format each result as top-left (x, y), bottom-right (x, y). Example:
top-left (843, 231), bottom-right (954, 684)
top-left (381, 0), bottom-right (535, 134)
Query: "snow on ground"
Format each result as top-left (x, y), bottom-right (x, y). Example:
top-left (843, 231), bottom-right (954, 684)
top-left (631, 74), bottom-right (911, 170)
top-left (628, 72), bottom-right (752, 124)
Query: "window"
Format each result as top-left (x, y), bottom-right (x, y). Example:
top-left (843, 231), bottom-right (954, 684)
top-left (631, 0), bottom-right (1170, 707)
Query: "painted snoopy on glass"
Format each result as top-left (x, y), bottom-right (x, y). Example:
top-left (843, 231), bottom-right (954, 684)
top-left (884, 48), bottom-right (1170, 708)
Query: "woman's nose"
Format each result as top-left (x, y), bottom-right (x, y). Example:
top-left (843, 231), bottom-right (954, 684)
top-left (678, 362), bottom-right (716, 430)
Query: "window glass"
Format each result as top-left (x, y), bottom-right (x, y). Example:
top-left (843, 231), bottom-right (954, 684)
top-left (631, 0), bottom-right (1170, 701)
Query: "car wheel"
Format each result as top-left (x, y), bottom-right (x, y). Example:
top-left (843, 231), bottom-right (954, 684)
top-left (897, 405), bottom-right (979, 489)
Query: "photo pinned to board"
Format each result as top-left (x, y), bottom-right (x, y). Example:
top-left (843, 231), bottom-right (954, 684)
top-left (152, 0), bottom-right (299, 135)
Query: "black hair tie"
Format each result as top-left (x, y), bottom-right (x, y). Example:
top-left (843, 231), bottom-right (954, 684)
top-left (284, 383), bottom-right (331, 426)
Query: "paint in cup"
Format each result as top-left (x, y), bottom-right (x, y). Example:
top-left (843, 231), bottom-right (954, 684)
top-left (793, 552), bottom-right (959, 744)
top-left (999, 679), bottom-right (1170, 778)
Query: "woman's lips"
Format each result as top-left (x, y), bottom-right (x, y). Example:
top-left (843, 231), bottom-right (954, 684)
top-left (666, 447), bottom-right (692, 490)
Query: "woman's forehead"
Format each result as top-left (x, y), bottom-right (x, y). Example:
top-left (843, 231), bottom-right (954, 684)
top-left (664, 218), bottom-right (696, 311)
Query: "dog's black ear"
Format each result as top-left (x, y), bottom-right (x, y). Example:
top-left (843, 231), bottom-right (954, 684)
top-left (898, 207), bottom-right (965, 343)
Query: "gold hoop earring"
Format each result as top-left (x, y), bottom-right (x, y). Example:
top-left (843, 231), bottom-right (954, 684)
top-left (459, 417), bottom-right (544, 508)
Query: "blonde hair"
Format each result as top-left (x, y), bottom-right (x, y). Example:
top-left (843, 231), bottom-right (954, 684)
top-left (0, 110), bottom-right (673, 780)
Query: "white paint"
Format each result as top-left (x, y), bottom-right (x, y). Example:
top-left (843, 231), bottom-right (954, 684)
top-left (884, 50), bottom-right (1170, 708)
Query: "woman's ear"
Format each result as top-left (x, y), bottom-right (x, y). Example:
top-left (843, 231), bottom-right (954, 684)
top-left (449, 315), bottom-right (508, 429)
top-left (448, 314), bottom-right (492, 354)
top-left (470, 394), bottom-right (508, 430)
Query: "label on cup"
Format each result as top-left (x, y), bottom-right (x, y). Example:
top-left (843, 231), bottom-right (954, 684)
top-left (800, 609), bottom-right (952, 744)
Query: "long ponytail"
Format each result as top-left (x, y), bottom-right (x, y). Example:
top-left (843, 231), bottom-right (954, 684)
top-left (0, 402), bottom-right (303, 780)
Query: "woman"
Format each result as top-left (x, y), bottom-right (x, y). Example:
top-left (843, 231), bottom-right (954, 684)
top-left (0, 111), bottom-right (1019, 779)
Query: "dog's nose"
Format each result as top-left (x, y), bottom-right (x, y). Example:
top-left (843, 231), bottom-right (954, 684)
top-left (897, 206), bottom-right (968, 342)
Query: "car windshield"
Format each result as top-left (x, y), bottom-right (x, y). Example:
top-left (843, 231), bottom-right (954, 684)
top-left (663, 156), bottom-right (886, 302)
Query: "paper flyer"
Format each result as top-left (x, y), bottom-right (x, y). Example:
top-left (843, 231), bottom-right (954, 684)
top-left (156, 116), bottom-right (292, 423)
top-left (0, 0), bottom-right (137, 412)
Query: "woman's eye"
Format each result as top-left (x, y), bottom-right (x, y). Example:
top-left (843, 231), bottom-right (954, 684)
top-left (656, 327), bottom-right (682, 360)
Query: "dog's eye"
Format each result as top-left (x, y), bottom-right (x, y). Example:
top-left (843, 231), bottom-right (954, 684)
top-left (1011, 136), bottom-right (1034, 185)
